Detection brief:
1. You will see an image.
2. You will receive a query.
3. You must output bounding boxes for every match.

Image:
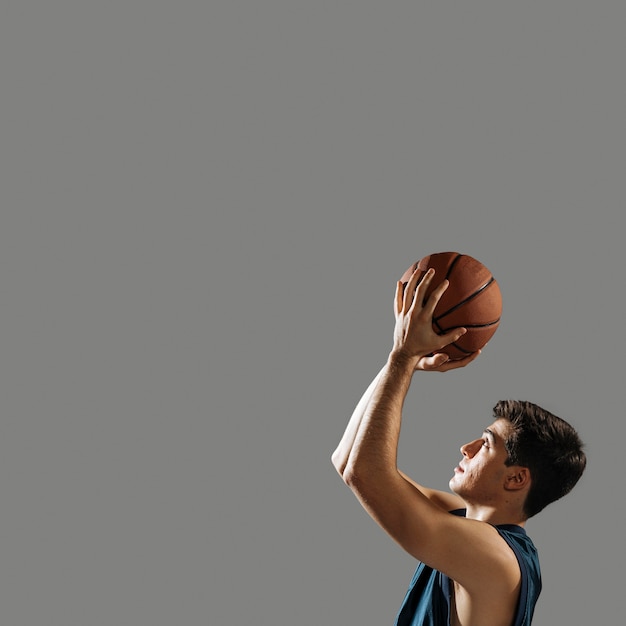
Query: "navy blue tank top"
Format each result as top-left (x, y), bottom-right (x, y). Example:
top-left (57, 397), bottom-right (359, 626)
top-left (394, 510), bottom-right (542, 626)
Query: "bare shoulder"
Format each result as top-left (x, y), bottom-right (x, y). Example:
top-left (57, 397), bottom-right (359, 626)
top-left (425, 516), bottom-right (522, 626)
top-left (440, 515), bottom-right (522, 588)
top-left (358, 470), bottom-right (521, 596)
top-left (398, 471), bottom-right (520, 588)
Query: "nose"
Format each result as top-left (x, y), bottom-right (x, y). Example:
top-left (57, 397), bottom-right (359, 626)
top-left (460, 438), bottom-right (482, 458)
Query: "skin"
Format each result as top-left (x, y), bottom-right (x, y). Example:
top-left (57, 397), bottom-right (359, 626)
top-left (332, 268), bottom-right (532, 626)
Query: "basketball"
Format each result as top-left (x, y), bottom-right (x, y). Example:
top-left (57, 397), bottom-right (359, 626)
top-left (399, 251), bottom-right (502, 360)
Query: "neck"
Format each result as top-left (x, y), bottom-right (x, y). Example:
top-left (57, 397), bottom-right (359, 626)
top-left (464, 503), bottom-right (527, 527)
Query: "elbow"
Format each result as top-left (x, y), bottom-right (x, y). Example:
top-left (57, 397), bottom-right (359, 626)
top-left (330, 452), bottom-right (378, 490)
top-left (330, 450), bottom-right (348, 480)
top-left (341, 461), bottom-right (395, 497)
top-left (338, 461), bottom-right (366, 489)
top-left (342, 466), bottom-right (380, 503)
top-left (330, 450), bottom-right (359, 485)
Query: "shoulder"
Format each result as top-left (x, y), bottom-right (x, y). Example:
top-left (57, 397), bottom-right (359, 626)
top-left (447, 522), bottom-right (527, 625)
top-left (495, 525), bottom-right (542, 595)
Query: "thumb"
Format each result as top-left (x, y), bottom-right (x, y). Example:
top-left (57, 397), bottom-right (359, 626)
top-left (437, 327), bottom-right (467, 349)
top-left (416, 353), bottom-right (450, 371)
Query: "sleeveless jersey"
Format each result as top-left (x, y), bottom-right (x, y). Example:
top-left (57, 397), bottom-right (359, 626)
top-left (394, 510), bottom-right (542, 626)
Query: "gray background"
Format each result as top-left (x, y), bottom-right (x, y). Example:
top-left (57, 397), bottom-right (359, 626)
top-left (1, 1), bottom-right (623, 625)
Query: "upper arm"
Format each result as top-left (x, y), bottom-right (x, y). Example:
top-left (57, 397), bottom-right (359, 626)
top-left (345, 469), bottom-right (520, 594)
top-left (398, 470), bottom-right (465, 512)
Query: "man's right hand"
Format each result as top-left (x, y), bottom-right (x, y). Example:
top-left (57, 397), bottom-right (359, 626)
top-left (392, 267), bottom-right (480, 372)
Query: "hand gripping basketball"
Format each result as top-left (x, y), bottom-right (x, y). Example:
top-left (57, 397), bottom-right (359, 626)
top-left (393, 267), bottom-right (471, 371)
top-left (398, 251), bottom-right (502, 360)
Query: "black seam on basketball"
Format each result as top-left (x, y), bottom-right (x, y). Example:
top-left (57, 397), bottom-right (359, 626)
top-left (449, 343), bottom-right (474, 355)
top-left (445, 254), bottom-right (463, 280)
top-left (434, 277), bottom-right (497, 322)
top-left (433, 319), bottom-right (476, 355)
top-left (438, 319), bottom-right (500, 331)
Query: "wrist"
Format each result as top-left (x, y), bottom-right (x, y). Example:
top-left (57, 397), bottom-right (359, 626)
top-left (387, 349), bottom-right (419, 371)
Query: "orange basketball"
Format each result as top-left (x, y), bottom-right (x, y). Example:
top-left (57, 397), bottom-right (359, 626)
top-left (399, 251), bottom-right (502, 360)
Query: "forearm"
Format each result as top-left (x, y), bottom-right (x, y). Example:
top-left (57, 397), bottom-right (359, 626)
top-left (342, 351), bottom-right (417, 481)
top-left (331, 364), bottom-right (387, 476)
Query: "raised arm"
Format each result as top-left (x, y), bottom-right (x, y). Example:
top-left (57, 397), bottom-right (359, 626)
top-left (332, 269), bottom-right (473, 502)
top-left (333, 269), bottom-right (519, 591)
top-left (332, 360), bottom-right (467, 515)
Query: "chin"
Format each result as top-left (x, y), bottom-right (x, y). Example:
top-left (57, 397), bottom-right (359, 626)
top-left (449, 475), bottom-right (467, 497)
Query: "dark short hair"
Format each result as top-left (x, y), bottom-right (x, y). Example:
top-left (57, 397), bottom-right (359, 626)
top-left (493, 400), bottom-right (587, 518)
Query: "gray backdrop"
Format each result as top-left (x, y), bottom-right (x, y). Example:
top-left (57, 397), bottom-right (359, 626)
top-left (1, 1), bottom-right (623, 625)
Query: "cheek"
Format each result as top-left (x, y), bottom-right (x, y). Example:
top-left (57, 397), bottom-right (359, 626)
top-left (461, 462), bottom-right (493, 490)
top-left (464, 469), bottom-right (481, 488)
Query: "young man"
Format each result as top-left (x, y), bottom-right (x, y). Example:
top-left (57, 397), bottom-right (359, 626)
top-left (331, 267), bottom-right (586, 626)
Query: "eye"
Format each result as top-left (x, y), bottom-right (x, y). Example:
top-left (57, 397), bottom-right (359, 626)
top-left (482, 439), bottom-right (490, 448)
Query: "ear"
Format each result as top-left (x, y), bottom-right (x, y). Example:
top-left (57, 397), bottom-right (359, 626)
top-left (504, 467), bottom-right (531, 492)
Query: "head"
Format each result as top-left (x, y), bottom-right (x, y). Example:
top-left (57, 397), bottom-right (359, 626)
top-left (494, 399), bottom-right (587, 518)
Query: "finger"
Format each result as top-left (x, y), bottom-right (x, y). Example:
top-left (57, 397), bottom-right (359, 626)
top-left (403, 267), bottom-right (424, 310)
top-left (414, 353), bottom-right (449, 371)
top-left (406, 267), bottom-right (433, 312)
top-left (457, 349), bottom-right (482, 365)
top-left (436, 349), bottom-right (482, 371)
top-left (436, 326), bottom-right (467, 348)
top-left (394, 281), bottom-right (404, 316)
top-left (422, 276), bottom-right (450, 317)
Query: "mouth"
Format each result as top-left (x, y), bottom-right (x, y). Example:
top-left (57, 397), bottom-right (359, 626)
top-left (456, 459), bottom-right (468, 472)
top-left (454, 465), bottom-right (464, 474)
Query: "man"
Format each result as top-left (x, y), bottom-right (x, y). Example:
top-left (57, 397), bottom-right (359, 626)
top-left (331, 267), bottom-right (586, 626)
